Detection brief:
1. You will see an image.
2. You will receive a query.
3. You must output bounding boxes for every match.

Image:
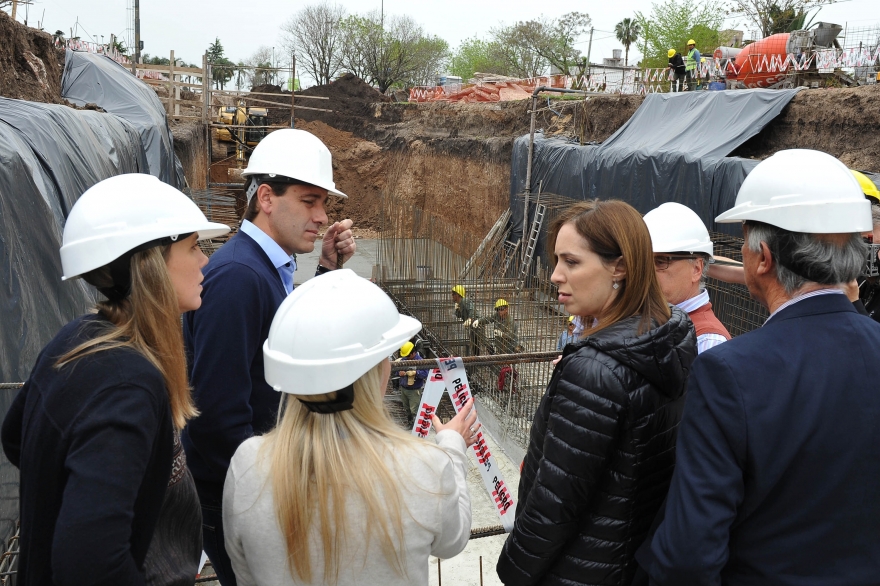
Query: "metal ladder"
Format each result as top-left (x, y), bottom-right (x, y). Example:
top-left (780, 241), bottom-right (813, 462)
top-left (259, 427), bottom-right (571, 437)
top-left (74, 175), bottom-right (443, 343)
top-left (499, 239), bottom-right (520, 278)
top-left (517, 202), bottom-right (546, 287)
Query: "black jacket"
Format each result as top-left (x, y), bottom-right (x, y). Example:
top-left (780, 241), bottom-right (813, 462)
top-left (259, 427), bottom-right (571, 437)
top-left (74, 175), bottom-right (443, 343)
top-left (668, 54), bottom-right (685, 75)
top-left (497, 307), bottom-right (696, 586)
top-left (1, 315), bottom-right (173, 586)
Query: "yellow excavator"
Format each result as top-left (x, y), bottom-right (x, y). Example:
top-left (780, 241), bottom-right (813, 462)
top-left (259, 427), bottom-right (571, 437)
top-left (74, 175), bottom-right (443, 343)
top-left (213, 102), bottom-right (269, 166)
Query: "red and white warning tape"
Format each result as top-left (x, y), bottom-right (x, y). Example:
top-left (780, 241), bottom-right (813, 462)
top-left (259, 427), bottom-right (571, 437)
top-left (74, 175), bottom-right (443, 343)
top-left (410, 358), bottom-right (516, 532)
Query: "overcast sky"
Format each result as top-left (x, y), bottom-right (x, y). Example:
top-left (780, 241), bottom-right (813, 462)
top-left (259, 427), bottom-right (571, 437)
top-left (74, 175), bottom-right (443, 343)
top-left (17, 0), bottom-right (880, 84)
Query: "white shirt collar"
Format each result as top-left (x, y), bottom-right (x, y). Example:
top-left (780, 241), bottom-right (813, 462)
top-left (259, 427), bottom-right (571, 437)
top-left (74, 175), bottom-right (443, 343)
top-left (675, 289), bottom-right (710, 314)
top-left (765, 288), bottom-right (844, 324)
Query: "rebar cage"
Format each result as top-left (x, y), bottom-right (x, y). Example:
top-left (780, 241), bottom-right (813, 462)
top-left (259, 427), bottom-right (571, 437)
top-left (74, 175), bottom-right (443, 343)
top-left (377, 195), bottom-right (770, 451)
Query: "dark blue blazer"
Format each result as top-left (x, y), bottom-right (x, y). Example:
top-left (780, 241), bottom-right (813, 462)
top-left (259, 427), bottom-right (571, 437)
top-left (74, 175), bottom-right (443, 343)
top-left (182, 231), bottom-right (286, 500)
top-left (648, 293), bottom-right (880, 585)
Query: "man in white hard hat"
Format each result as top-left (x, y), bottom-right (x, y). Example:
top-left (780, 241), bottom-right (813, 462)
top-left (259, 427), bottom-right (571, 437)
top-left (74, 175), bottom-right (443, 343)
top-left (643, 202), bottom-right (730, 354)
top-left (182, 128), bottom-right (356, 585)
top-left (647, 150), bottom-right (880, 585)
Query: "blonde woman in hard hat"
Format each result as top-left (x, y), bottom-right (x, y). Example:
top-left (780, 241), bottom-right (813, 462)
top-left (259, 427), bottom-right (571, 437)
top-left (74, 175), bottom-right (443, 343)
top-left (395, 341), bottom-right (429, 427)
top-left (223, 270), bottom-right (478, 586)
top-left (0, 174), bottom-right (229, 585)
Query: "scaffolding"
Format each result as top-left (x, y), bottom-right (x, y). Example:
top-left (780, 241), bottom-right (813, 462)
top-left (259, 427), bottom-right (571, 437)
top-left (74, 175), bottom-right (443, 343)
top-left (377, 194), bottom-right (770, 452)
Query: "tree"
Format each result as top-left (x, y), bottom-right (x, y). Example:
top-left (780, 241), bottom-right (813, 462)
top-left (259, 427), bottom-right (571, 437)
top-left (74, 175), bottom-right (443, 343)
top-left (450, 37), bottom-right (510, 80)
top-left (338, 11), bottom-right (449, 92)
top-left (207, 38), bottom-right (234, 89)
top-left (243, 46), bottom-right (275, 87)
top-left (111, 37), bottom-right (128, 56)
top-left (615, 17), bottom-right (642, 66)
top-left (280, 2), bottom-right (347, 86)
top-left (635, 0), bottom-right (723, 69)
top-left (727, 0), bottom-right (830, 38)
top-left (493, 12), bottom-right (591, 77)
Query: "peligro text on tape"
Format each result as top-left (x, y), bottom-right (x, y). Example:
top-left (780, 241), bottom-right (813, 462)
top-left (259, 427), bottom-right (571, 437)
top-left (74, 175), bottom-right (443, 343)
top-left (410, 369), bottom-right (445, 438)
top-left (407, 357), bottom-right (515, 532)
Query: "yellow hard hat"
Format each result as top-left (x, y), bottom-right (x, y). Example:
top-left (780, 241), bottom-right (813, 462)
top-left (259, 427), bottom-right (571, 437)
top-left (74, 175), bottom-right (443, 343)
top-left (687, 39), bottom-right (696, 46)
top-left (852, 170), bottom-right (880, 203)
top-left (400, 341), bottom-right (414, 357)
top-left (452, 285), bottom-right (465, 297)
top-left (701, 57), bottom-right (706, 63)
top-left (568, 315), bottom-right (575, 323)
top-left (668, 49), bottom-right (676, 58)
top-left (495, 298), bottom-right (509, 309)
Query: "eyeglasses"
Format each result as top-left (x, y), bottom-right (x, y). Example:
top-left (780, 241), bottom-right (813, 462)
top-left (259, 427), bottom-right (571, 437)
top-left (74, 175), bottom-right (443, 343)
top-left (495, 307), bottom-right (506, 312)
top-left (653, 255), bottom-right (697, 271)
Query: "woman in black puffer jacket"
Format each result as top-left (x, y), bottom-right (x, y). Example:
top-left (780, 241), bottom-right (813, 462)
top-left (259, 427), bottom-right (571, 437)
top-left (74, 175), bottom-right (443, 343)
top-left (497, 200), bottom-right (697, 586)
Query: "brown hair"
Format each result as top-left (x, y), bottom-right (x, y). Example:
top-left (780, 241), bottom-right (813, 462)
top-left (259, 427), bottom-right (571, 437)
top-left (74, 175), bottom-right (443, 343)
top-left (243, 180), bottom-right (302, 222)
top-left (547, 199), bottom-right (670, 335)
top-left (56, 246), bottom-right (197, 429)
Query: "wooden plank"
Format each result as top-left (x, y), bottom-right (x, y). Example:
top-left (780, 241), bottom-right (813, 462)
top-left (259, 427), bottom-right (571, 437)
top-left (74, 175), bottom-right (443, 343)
top-left (211, 89), bottom-right (329, 100)
top-left (156, 98), bottom-right (205, 107)
top-left (226, 95), bottom-right (332, 112)
top-left (142, 78), bottom-right (205, 89)
top-left (138, 63), bottom-right (204, 74)
top-left (169, 115), bottom-right (203, 119)
top-left (208, 123), bottom-right (292, 129)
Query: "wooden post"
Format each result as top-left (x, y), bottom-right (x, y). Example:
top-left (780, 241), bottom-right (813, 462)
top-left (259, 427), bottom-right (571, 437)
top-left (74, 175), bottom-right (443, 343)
top-left (201, 53), bottom-right (208, 124)
top-left (290, 54), bottom-right (296, 128)
top-left (168, 50), bottom-right (176, 117)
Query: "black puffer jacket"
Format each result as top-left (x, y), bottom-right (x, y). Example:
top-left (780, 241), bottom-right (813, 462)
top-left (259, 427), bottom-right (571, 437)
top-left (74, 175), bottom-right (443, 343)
top-left (497, 307), bottom-right (696, 586)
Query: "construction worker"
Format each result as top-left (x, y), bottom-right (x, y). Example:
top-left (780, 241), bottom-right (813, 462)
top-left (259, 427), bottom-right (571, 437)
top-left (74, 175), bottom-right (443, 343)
top-left (451, 284), bottom-right (477, 325)
top-left (182, 129), bottom-right (356, 586)
top-left (1, 175), bottom-right (229, 585)
top-left (850, 170), bottom-right (880, 321)
top-left (556, 316), bottom-right (577, 351)
top-left (224, 269), bottom-right (476, 584)
top-left (667, 49), bottom-right (686, 92)
top-left (395, 341), bottom-right (428, 427)
top-left (684, 39), bottom-right (701, 91)
top-left (473, 299), bottom-right (522, 354)
top-left (647, 150), bottom-right (880, 584)
top-left (643, 202), bottom-right (730, 353)
top-left (452, 284), bottom-right (481, 354)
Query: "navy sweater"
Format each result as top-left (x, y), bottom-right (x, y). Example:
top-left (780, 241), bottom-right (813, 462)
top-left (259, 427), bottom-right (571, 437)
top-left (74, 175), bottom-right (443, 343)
top-left (182, 231), bottom-right (286, 500)
top-left (1, 315), bottom-right (173, 586)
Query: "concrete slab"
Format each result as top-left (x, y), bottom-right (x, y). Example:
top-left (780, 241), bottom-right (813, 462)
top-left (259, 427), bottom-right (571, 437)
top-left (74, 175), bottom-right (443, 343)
top-left (293, 238), bottom-right (378, 285)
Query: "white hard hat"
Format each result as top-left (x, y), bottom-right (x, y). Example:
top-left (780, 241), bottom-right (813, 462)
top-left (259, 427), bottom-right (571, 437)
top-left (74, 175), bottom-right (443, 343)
top-left (241, 128), bottom-right (347, 199)
top-left (263, 269), bottom-right (421, 395)
top-left (715, 149), bottom-right (872, 233)
top-left (644, 202), bottom-right (714, 257)
top-left (60, 174), bottom-right (230, 280)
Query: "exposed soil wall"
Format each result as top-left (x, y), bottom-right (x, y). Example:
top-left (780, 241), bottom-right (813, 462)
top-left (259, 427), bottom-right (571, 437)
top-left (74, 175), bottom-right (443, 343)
top-left (173, 122), bottom-right (207, 190)
top-left (0, 11), bottom-right (64, 104)
top-left (731, 85), bottom-right (880, 169)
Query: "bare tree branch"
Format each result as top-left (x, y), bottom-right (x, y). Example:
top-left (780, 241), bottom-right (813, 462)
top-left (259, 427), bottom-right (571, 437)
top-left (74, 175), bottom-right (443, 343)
top-left (280, 2), bottom-right (347, 86)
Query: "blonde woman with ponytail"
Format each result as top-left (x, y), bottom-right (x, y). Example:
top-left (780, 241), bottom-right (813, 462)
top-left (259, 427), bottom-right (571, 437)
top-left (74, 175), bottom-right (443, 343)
top-left (223, 269), bottom-right (477, 586)
top-left (1, 174), bottom-right (229, 586)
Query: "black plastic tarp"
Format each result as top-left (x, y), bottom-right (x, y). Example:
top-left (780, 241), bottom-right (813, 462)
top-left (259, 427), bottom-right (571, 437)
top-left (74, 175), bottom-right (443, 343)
top-left (61, 50), bottom-right (180, 186)
top-left (510, 88), bottom-right (804, 251)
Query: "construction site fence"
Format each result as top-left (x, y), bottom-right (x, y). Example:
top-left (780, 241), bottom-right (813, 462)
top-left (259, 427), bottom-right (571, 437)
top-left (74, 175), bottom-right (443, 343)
top-left (410, 46), bottom-right (880, 101)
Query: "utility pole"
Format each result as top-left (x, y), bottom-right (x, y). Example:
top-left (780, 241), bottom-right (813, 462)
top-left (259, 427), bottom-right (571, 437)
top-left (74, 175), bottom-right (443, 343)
top-left (134, 0), bottom-right (141, 67)
top-left (11, 0), bottom-right (16, 20)
top-left (585, 27), bottom-right (594, 79)
top-left (381, 0), bottom-right (384, 29)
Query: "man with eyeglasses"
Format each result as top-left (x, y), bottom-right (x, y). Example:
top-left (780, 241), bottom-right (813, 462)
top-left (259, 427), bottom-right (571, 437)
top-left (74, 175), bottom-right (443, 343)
top-left (643, 203), bottom-right (730, 354)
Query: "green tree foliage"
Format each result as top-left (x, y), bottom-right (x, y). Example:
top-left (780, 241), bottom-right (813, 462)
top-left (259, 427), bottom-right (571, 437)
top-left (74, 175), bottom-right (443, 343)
top-left (338, 11), bottom-right (449, 92)
top-left (615, 17), bottom-right (642, 66)
top-left (207, 38), bottom-right (234, 89)
top-left (635, 0), bottom-right (722, 69)
top-left (493, 12), bottom-right (591, 77)
top-left (450, 37), bottom-right (508, 80)
top-left (728, 0), bottom-right (829, 38)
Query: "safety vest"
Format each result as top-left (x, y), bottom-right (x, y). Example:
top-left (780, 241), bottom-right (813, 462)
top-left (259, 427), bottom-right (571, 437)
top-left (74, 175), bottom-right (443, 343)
top-left (685, 48), bottom-right (699, 71)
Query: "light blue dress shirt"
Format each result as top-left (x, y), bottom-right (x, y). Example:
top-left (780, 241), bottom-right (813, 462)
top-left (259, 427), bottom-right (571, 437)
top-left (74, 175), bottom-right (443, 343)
top-left (239, 220), bottom-right (297, 294)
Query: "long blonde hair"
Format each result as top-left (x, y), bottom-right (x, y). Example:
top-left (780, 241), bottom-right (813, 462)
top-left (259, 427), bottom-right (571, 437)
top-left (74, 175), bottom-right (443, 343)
top-left (261, 361), bottom-right (429, 584)
top-left (55, 245), bottom-right (197, 429)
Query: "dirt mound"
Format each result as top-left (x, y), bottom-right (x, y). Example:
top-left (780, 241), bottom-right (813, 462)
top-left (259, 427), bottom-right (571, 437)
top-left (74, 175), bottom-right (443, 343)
top-left (0, 11), bottom-right (64, 103)
top-left (294, 120), bottom-right (386, 231)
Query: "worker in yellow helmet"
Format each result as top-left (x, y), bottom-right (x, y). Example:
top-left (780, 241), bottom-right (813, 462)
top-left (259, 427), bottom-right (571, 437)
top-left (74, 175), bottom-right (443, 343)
top-left (473, 299), bottom-right (522, 354)
top-left (684, 39), bottom-right (700, 91)
top-left (852, 170), bottom-right (880, 205)
top-left (452, 284), bottom-right (482, 355)
top-left (849, 170), bottom-right (880, 323)
top-left (668, 48), bottom-right (686, 92)
top-left (395, 341), bottom-right (428, 427)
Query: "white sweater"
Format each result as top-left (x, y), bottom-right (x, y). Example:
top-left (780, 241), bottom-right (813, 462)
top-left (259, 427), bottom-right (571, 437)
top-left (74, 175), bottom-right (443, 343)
top-left (223, 430), bottom-right (471, 586)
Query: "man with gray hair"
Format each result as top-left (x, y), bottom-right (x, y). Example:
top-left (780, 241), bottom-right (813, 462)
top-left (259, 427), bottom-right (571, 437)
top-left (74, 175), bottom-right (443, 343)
top-left (646, 149), bottom-right (880, 585)
top-left (643, 202), bottom-right (730, 353)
